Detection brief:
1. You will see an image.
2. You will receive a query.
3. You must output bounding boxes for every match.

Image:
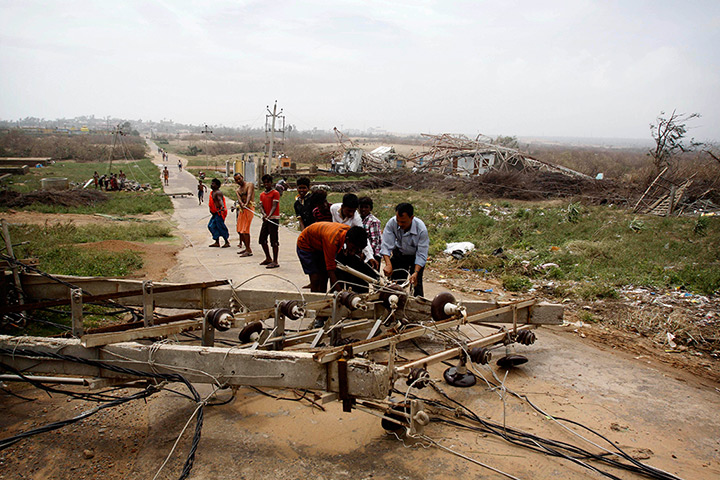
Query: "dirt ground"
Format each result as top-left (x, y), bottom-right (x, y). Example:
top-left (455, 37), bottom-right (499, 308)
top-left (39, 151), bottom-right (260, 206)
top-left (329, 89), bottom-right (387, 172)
top-left (1, 148), bottom-right (719, 479)
top-left (74, 239), bottom-right (181, 281)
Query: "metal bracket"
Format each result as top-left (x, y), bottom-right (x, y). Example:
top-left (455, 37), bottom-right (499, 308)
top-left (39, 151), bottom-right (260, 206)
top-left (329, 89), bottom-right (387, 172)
top-left (143, 280), bottom-right (154, 327)
top-left (409, 399), bottom-right (429, 436)
top-left (338, 345), bottom-right (355, 412)
top-left (272, 302), bottom-right (286, 350)
top-left (201, 311), bottom-right (215, 347)
top-left (70, 288), bottom-right (83, 337)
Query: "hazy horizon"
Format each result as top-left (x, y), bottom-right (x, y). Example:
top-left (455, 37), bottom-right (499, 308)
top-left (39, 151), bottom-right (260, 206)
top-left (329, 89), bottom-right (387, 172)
top-left (1, 1), bottom-right (718, 142)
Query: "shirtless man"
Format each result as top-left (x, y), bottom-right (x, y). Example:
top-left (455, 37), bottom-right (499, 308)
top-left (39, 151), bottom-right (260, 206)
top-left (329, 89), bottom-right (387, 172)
top-left (233, 173), bottom-right (255, 256)
top-left (197, 179), bottom-right (207, 205)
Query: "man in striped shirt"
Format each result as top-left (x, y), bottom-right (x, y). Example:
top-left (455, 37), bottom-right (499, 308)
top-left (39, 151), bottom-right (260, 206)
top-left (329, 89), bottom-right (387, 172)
top-left (359, 196), bottom-right (382, 262)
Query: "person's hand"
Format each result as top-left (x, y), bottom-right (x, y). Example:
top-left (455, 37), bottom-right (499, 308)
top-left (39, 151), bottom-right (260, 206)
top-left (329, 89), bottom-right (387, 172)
top-left (409, 272), bottom-right (418, 285)
top-left (383, 263), bottom-right (393, 277)
top-left (368, 258), bottom-right (379, 270)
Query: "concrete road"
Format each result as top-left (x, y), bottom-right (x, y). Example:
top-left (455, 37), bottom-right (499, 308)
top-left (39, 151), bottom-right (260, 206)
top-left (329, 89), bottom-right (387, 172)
top-left (149, 140), bottom-right (309, 293)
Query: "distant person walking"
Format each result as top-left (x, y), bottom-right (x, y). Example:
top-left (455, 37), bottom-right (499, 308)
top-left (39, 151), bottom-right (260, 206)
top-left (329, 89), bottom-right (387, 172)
top-left (197, 179), bottom-right (207, 205)
top-left (208, 178), bottom-right (230, 248)
top-left (178, 159), bottom-right (183, 172)
top-left (162, 166), bottom-right (169, 186)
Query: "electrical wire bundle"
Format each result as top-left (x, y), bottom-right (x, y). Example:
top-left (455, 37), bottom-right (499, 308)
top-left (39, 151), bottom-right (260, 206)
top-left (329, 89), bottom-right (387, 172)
top-left (0, 348), bottom-right (204, 480)
top-left (384, 379), bottom-right (683, 480)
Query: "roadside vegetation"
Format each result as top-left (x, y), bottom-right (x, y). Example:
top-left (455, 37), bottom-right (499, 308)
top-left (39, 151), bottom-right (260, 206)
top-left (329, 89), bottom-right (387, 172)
top-left (0, 129), bottom-right (147, 161)
top-left (1, 158), bottom-right (172, 214)
top-left (8, 221), bottom-right (173, 277)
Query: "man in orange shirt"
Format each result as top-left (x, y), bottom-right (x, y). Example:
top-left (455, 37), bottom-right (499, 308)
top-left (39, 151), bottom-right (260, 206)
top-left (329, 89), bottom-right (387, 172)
top-left (296, 222), bottom-right (368, 293)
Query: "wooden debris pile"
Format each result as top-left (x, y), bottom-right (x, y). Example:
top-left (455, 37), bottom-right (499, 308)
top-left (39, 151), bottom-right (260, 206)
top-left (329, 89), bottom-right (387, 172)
top-left (330, 128), bottom-right (396, 173)
top-left (634, 167), bottom-right (695, 216)
top-left (408, 133), bottom-right (592, 179)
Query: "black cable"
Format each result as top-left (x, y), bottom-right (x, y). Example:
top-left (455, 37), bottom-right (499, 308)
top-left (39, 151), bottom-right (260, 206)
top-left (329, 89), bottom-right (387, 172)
top-left (1, 386), bottom-right (37, 402)
top-left (206, 387), bottom-right (236, 406)
top-left (0, 255), bottom-right (143, 320)
top-left (392, 386), bottom-right (681, 480)
top-left (0, 347), bottom-right (203, 480)
top-left (0, 362), bottom-right (129, 402)
top-left (410, 339), bottom-right (455, 368)
top-left (249, 386), bottom-right (325, 411)
top-left (0, 384), bottom-right (162, 450)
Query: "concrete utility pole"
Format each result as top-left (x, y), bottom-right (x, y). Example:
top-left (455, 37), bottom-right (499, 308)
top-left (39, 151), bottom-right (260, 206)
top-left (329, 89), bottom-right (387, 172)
top-left (202, 124), bottom-right (212, 169)
top-left (265, 101), bottom-right (285, 174)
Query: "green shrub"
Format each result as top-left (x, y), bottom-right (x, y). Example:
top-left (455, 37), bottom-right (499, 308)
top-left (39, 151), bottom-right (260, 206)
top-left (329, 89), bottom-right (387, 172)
top-left (502, 274), bottom-right (532, 292)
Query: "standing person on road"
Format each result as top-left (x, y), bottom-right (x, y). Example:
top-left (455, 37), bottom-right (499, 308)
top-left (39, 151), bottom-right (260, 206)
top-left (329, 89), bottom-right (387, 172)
top-left (163, 166), bottom-right (169, 186)
top-left (208, 178), bottom-right (230, 248)
top-left (380, 202), bottom-right (429, 297)
top-left (234, 173), bottom-right (255, 257)
top-left (258, 174), bottom-right (280, 268)
top-left (293, 177), bottom-right (315, 231)
top-left (177, 159), bottom-right (183, 172)
top-left (197, 179), bottom-right (207, 205)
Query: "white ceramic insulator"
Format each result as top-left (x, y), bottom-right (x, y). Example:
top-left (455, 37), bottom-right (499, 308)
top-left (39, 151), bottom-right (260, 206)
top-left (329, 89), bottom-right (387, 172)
top-left (388, 294), bottom-right (399, 308)
top-left (218, 313), bottom-right (233, 329)
top-left (444, 303), bottom-right (460, 316)
top-left (291, 306), bottom-right (304, 318)
top-left (350, 296), bottom-right (362, 309)
top-left (249, 332), bottom-right (260, 342)
top-left (414, 411), bottom-right (430, 426)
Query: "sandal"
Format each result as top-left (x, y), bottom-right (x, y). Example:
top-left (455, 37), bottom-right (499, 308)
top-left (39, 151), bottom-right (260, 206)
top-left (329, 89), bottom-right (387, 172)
top-left (259, 259), bottom-right (272, 265)
top-left (266, 262), bottom-right (279, 269)
top-left (238, 251), bottom-right (253, 257)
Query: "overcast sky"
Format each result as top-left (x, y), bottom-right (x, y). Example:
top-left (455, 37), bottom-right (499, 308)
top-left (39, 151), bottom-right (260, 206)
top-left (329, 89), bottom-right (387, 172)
top-left (1, 0), bottom-right (718, 141)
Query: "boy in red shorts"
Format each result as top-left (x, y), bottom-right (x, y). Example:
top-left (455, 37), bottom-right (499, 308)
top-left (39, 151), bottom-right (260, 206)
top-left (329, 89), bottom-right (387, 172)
top-left (259, 174), bottom-right (280, 268)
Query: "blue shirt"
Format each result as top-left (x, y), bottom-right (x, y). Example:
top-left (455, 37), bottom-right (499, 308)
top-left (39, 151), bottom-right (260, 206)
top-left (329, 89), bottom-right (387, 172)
top-left (380, 216), bottom-right (430, 267)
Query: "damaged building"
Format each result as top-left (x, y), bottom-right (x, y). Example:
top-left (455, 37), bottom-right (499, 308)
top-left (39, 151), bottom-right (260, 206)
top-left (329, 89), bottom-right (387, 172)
top-left (410, 134), bottom-right (592, 179)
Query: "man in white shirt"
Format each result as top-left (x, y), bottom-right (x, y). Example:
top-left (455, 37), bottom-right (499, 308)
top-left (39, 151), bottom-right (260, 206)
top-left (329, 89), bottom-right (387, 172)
top-left (329, 193), bottom-right (378, 269)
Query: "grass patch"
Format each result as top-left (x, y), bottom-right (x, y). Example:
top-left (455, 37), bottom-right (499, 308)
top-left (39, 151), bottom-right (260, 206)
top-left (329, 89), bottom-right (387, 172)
top-left (317, 188), bottom-right (720, 295)
top-left (502, 274), bottom-right (533, 292)
top-left (1, 159), bottom-right (172, 215)
top-left (40, 247), bottom-right (143, 277)
top-left (9, 222), bottom-right (172, 276)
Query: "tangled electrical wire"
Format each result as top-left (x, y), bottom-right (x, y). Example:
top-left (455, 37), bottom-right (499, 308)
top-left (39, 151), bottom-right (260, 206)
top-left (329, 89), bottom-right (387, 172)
top-left (0, 348), bottom-right (204, 480)
top-left (379, 339), bottom-right (685, 480)
top-left (0, 254), bottom-right (143, 333)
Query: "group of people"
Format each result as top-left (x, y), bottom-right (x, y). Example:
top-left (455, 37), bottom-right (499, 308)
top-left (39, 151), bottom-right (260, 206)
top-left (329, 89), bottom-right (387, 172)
top-left (158, 147), bottom-right (169, 163)
top-left (294, 182), bottom-right (428, 297)
top-left (203, 174), bottom-right (429, 300)
top-left (93, 170), bottom-right (127, 191)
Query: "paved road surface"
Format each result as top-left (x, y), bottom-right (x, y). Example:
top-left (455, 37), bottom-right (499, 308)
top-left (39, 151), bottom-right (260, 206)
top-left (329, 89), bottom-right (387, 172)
top-left (149, 140), bottom-right (309, 293)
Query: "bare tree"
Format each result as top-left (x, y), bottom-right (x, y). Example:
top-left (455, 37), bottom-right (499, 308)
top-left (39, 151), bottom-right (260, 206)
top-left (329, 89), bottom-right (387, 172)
top-left (649, 110), bottom-right (702, 173)
top-left (703, 142), bottom-right (720, 166)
